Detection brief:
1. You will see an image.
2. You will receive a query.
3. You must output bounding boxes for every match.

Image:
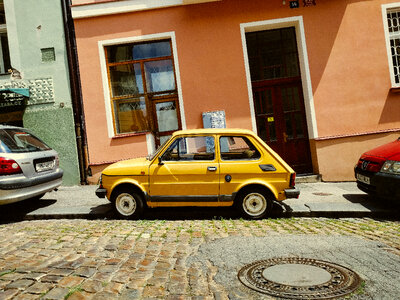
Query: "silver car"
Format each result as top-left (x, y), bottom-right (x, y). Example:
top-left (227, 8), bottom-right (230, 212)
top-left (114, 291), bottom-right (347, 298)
top-left (0, 125), bottom-right (63, 204)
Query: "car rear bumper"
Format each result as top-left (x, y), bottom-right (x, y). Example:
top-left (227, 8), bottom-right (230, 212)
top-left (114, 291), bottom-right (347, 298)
top-left (0, 169), bottom-right (63, 190)
top-left (355, 168), bottom-right (400, 200)
top-left (0, 169), bottom-right (63, 205)
top-left (284, 188), bottom-right (300, 199)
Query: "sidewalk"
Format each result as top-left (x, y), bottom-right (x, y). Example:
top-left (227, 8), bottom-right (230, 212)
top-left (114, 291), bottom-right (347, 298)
top-left (1, 182), bottom-right (398, 221)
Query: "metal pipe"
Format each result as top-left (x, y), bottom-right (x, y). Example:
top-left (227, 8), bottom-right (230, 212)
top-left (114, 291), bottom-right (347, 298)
top-left (60, 0), bottom-right (88, 184)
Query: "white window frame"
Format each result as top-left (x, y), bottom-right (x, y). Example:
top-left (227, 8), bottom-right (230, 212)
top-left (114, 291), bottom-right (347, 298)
top-left (240, 16), bottom-right (318, 139)
top-left (98, 32), bottom-right (186, 151)
top-left (382, 3), bottom-right (400, 88)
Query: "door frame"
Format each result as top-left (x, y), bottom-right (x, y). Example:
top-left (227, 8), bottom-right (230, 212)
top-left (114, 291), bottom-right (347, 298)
top-left (240, 16), bottom-right (318, 140)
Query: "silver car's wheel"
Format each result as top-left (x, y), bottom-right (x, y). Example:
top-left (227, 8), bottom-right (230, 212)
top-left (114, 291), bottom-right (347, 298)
top-left (113, 189), bottom-right (143, 218)
top-left (238, 189), bottom-right (272, 219)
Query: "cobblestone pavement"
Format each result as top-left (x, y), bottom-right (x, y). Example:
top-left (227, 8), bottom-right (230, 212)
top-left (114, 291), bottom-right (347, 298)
top-left (0, 218), bottom-right (399, 299)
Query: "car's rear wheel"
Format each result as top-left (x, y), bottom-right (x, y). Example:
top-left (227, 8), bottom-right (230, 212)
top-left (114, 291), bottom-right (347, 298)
top-left (237, 188), bottom-right (272, 219)
top-left (112, 188), bottom-right (143, 219)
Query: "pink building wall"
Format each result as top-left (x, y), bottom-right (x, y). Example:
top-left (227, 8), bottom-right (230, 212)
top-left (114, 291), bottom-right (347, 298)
top-left (72, 0), bottom-right (400, 182)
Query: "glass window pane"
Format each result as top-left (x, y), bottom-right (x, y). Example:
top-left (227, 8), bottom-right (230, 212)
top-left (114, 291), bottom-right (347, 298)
top-left (295, 113), bottom-right (305, 138)
top-left (145, 60), bottom-right (175, 92)
top-left (107, 44), bottom-right (134, 63)
top-left (159, 135), bottom-right (171, 145)
top-left (220, 136), bottom-right (261, 160)
top-left (109, 63), bottom-right (143, 97)
top-left (249, 59), bottom-right (261, 81)
top-left (293, 87), bottom-right (301, 110)
top-left (268, 120), bottom-right (277, 142)
top-left (254, 91), bottom-right (262, 114)
top-left (285, 53), bottom-right (300, 77)
top-left (246, 33), bottom-right (258, 57)
top-left (285, 114), bottom-right (293, 139)
top-left (246, 27), bottom-right (299, 80)
top-left (162, 136), bottom-right (214, 161)
top-left (257, 120), bottom-right (267, 142)
top-left (133, 41), bottom-right (171, 60)
top-left (114, 97), bottom-right (149, 134)
top-left (155, 101), bottom-right (179, 133)
top-left (0, 129), bottom-right (51, 153)
top-left (265, 90), bottom-right (273, 114)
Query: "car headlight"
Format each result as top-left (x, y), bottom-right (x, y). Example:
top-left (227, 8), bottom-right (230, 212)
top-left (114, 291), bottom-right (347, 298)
top-left (381, 161), bottom-right (400, 174)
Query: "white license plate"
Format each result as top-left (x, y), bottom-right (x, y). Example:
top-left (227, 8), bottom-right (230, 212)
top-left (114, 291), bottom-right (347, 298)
top-left (36, 160), bottom-right (55, 172)
top-left (357, 173), bottom-right (370, 185)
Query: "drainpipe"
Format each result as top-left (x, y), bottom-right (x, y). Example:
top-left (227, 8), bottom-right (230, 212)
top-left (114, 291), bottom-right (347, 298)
top-left (60, 0), bottom-right (88, 184)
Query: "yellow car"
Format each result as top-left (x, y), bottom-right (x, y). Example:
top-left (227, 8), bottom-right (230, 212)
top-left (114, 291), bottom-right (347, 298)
top-left (96, 129), bottom-right (299, 219)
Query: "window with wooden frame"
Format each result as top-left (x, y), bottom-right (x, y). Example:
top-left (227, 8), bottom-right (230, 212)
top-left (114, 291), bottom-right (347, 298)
top-left (105, 39), bottom-right (181, 139)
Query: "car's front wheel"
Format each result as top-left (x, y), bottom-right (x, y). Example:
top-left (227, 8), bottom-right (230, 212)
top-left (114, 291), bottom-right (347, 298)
top-left (112, 189), bottom-right (144, 219)
top-left (237, 188), bottom-right (272, 219)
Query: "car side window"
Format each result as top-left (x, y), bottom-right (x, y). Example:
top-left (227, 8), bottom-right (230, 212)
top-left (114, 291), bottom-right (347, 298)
top-left (220, 136), bottom-right (261, 160)
top-left (161, 136), bottom-right (215, 161)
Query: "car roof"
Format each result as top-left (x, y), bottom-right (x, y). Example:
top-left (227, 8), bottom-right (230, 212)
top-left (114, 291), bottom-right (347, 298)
top-left (172, 128), bottom-right (256, 136)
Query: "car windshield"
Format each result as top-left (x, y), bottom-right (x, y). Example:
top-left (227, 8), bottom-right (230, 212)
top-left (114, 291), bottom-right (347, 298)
top-left (147, 138), bottom-right (171, 161)
top-left (0, 128), bottom-right (51, 153)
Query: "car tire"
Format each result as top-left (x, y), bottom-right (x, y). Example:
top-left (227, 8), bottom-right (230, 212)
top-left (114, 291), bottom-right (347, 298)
top-left (237, 188), bottom-right (272, 219)
top-left (112, 188), bottom-right (144, 219)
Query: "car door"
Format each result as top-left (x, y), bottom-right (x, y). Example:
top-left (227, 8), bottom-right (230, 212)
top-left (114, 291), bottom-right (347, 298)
top-left (218, 135), bottom-right (265, 200)
top-left (148, 134), bottom-right (220, 206)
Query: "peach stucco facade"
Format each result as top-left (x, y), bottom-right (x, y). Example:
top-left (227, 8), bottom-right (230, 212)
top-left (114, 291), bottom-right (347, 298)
top-left (71, 0), bottom-right (400, 183)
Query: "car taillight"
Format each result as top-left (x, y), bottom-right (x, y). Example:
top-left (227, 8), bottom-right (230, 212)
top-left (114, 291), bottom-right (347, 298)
top-left (0, 157), bottom-right (22, 175)
top-left (290, 173), bottom-right (296, 187)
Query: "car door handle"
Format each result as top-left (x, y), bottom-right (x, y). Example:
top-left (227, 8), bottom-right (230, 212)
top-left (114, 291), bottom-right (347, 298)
top-left (207, 166), bottom-right (217, 172)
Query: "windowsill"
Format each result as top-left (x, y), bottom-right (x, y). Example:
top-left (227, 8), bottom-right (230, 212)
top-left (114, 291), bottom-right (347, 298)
top-left (111, 131), bottom-right (149, 139)
top-left (390, 87), bottom-right (400, 93)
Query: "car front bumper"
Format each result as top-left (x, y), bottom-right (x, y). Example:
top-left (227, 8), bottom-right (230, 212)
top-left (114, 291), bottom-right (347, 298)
top-left (0, 169), bottom-right (63, 205)
top-left (95, 187), bottom-right (107, 199)
top-left (355, 168), bottom-right (400, 200)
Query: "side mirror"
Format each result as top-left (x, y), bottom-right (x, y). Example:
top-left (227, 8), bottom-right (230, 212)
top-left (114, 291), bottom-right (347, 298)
top-left (158, 156), bottom-right (164, 165)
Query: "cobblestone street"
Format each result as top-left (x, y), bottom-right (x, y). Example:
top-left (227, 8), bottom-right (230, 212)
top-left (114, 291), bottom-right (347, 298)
top-left (0, 217), bottom-right (399, 299)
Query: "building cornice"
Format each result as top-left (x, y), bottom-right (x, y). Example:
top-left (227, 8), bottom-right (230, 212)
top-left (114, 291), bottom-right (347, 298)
top-left (71, 0), bottom-right (221, 19)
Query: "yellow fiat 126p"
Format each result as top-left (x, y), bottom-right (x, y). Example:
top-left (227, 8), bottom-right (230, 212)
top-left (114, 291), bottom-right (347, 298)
top-left (96, 129), bottom-right (299, 219)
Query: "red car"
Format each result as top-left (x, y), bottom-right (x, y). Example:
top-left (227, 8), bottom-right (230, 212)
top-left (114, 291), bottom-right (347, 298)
top-left (354, 137), bottom-right (400, 200)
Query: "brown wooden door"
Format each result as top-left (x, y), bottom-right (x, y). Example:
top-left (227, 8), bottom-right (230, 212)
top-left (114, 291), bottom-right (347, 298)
top-left (253, 79), bottom-right (313, 174)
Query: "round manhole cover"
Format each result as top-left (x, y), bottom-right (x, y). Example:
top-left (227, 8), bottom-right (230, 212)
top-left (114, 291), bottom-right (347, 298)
top-left (238, 257), bottom-right (362, 299)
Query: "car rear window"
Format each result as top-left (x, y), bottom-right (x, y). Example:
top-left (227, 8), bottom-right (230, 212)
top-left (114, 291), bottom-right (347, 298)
top-left (0, 129), bottom-right (51, 153)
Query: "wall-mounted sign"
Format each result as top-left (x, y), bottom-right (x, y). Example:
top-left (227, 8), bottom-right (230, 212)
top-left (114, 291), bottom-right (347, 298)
top-left (289, 1), bottom-right (299, 8)
top-left (202, 110), bottom-right (226, 129)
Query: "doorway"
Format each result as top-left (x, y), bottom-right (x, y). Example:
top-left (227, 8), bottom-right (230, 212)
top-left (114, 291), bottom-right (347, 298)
top-left (246, 27), bottom-right (313, 174)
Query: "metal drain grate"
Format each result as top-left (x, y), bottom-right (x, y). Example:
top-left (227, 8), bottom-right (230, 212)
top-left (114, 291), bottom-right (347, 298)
top-left (238, 257), bottom-right (362, 299)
